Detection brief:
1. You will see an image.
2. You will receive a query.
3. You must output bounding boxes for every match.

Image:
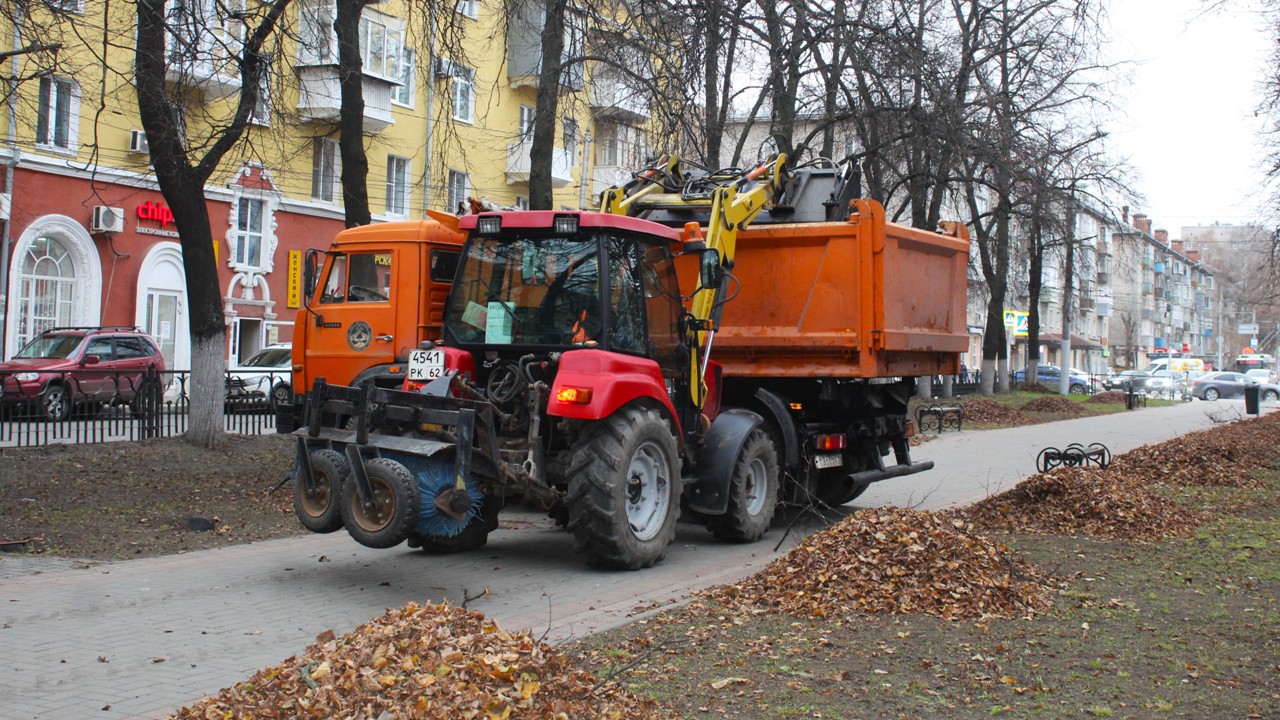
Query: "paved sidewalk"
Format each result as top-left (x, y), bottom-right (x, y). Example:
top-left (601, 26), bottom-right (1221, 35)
top-left (0, 399), bottom-right (1261, 720)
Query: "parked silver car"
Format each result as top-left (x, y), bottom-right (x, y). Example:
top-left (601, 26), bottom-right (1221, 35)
top-left (1190, 371), bottom-right (1280, 402)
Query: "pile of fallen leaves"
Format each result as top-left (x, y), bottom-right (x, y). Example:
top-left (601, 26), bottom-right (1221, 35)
top-left (1019, 396), bottom-right (1088, 416)
top-left (1020, 382), bottom-right (1055, 393)
top-left (1110, 412), bottom-right (1280, 488)
top-left (708, 508), bottom-right (1054, 621)
top-left (961, 467), bottom-right (1204, 542)
top-left (169, 602), bottom-right (672, 720)
top-left (960, 398), bottom-right (1034, 426)
top-left (1086, 391), bottom-right (1127, 404)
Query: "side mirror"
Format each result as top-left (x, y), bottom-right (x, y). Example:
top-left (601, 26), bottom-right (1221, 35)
top-left (698, 249), bottom-right (723, 291)
top-left (303, 249), bottom-right (320, 302)
top-left (82, 354), bottom-right (100, 365)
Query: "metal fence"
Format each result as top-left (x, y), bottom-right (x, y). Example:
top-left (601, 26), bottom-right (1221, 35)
top-left (0, 367), bottom-right (287, 448)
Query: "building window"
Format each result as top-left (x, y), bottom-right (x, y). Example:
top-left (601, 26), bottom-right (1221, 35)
top-left (456, 0), bottom-right (478, 19)
top-left (386, 155), bottom-right (410, 216)
top-left (36, 76), bottom-right (78, 150)
top-left (359, 12), bottom-right (404, 81)
top-left (518, 105), bottom-right (535, 138)
top-left (312, 137), bottom-right (340, 202)
top-left (515, 196), bottom-right (529, 210)
top-left (297, 0), bottom-right (335, 64)
top-left (251, 60), bottom-right (272, 125)
top-left (391, 47), bottom-right (415, 106)
top-left (450, 63), bottom-right (475, 122)
top-left (16, 236), bottom-right (76, 349)
top-left (447, 170), bottom-right (469, 213)
top-left (233, 197), bottom-right (265, 270)
top-left (563, 118), bottom-right (578, 157)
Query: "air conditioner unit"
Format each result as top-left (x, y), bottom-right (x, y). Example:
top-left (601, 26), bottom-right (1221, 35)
top-left (128, 129), bottom-right (149, 154)
top-left (91, 206), bottom-right (125, 234)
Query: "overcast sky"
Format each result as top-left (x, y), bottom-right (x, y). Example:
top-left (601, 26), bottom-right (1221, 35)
top-left (1106, 0), bottom-right (1272, 234)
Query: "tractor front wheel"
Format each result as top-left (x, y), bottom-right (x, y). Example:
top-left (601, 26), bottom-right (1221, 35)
top-left (567, 406), bottom-right (680, 570)
top-left (340, 458), bottom-right (420, 549)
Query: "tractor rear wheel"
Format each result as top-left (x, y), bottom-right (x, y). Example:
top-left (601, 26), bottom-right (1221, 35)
top-left (340, 458), bottom-right (420, 548)
top-left (567, 406), bottom-right (679, 569)
top-left (294, 449), bottom-right (348, 533)
top-left (707, 429), bottom-right (779, 542)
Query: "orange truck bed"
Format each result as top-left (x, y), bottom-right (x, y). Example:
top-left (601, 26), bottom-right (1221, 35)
top-left (706, 199), bottom-right (970, 378)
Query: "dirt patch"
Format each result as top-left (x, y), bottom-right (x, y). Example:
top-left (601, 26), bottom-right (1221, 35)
top-left (0, 434), bottom-right (303, 560)
top-left (1019, 395), bottom-right (1088, 415)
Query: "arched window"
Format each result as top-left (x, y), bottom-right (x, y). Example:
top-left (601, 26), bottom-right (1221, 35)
top-left (16, 236), bottom-right (77, 348)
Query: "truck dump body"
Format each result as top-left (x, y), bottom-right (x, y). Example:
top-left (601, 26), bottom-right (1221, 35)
top-left (695, 199), bottom-right (969, 378)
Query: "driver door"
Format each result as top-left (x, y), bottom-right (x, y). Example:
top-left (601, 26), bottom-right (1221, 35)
top-left (303, 250), bottom-right (399, 389)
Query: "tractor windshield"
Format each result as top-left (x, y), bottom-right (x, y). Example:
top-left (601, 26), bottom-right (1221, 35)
top-left (445, 234), bottom-right (601, 346)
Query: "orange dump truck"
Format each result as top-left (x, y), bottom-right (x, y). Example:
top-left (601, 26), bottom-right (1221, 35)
top-left (287, 161), bottom-right (970, 570)
top-left (286, 213), bottom-right (464, 422)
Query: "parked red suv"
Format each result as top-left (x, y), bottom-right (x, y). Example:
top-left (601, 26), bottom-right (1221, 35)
top-left (0, 327), bottom-right (166, 421)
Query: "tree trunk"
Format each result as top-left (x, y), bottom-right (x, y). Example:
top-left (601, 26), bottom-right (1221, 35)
top-left (336, 0), bottom-right (372, 227)
top-left (529, 0), bottom-right (567, 210)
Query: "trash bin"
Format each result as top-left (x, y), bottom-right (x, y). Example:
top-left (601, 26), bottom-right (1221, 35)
top-left (1125, 385), bottom-right (1136, 410)
top-left (1244, 383), bottom-right (1261, 416)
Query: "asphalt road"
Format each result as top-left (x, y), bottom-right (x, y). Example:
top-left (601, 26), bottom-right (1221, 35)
top-left (0, 398), bottom-right (1264, 720)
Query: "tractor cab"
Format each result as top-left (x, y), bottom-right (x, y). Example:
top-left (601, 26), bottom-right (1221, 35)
top-left (443, 211), bottom-right (690, 377)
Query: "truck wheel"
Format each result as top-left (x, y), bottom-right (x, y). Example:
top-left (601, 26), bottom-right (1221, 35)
top-left (294, 449), bottom-right (349, 533)
top-left (707, 428), bottom-right (779, 542)
top-left (411, 495), bottom-right (502, 554)
top-left (340, 458), bottom-right (420, 549)
top-left (40, 384), bottom-right (71, 422)
top-left (567, 406), bottom-right (680, 570)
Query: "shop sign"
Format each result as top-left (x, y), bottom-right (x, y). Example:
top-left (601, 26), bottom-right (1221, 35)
top-left (136, 200), bottom-right (176, 227)
top-left (287, 250), bottom-right (302, 309)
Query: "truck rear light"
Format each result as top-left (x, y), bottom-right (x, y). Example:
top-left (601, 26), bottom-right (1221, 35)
top-left (789, 402), bottom-right (803, 411)
top-left (906, 420), bottom-right (916, 438)
top-left (403, 379), bottom-right (426, 393)
top-left (815, 433), bottom-right (846, 451)
top-left (555, 387), bottom-right (592, 404)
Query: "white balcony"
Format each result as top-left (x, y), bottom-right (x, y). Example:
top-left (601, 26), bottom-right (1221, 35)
top-left (506, 140), bottom-right (575, 187)
top-left (165, 58), bottom-right (241, 99)
top-left (589, 78), bottom-right (648, 124)
top-left (591, 164), bottom-right (633, 197)
top-left (295, 66), bottom-right (395, 131)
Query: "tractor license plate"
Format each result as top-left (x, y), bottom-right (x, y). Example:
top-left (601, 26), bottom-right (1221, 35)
top-left (814, 453), bottom-right (843, 470)
top-left (408, 349), bottom-right (446, 381)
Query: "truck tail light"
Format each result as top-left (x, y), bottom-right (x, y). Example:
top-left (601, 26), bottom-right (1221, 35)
top-left (815, 433), bottom-right (846, 451)
top-left (905, 420), bottom-right (917, 438)
top-left (555, 387), bottom-right (592, 404)
top-left (403, 379), bottom-right (426, 393)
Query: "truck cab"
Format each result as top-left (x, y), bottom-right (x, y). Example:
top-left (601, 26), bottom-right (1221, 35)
top-left (290, 214), bottom-right (465, 405)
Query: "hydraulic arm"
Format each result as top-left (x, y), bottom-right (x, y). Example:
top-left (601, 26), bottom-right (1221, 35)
top-left (599, 155), bottom-right (789, 412)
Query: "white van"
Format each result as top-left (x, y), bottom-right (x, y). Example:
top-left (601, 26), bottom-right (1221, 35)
top-left (1148, 357), bottom-right (1205, 377)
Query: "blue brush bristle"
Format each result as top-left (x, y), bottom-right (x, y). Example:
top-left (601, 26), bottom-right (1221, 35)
top-left (408, 459), bottom-right (483, 538)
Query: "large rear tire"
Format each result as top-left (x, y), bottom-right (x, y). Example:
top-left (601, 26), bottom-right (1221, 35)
top-left (340, 458), bottom-right (420, 549)
top-left (566, 406), bottom-right (680, 570)
top-left (707, 429), bottom-right (779, 542)
top-left (294, 449), bottom-right (348, 533)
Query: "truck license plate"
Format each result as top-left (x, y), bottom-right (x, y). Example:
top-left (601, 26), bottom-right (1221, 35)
top-left (408, 349), bottom-right (445, 380)
top-left (814, 453), bottom-right (842, 470)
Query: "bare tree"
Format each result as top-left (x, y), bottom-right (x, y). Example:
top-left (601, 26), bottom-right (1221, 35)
top-left (135, 0), bottom-right (292, 447)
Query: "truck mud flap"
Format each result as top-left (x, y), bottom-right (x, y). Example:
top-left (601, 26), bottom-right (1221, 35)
top-left (684, 408), bottom-right (763, 515)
